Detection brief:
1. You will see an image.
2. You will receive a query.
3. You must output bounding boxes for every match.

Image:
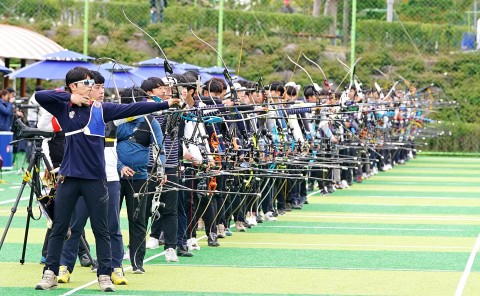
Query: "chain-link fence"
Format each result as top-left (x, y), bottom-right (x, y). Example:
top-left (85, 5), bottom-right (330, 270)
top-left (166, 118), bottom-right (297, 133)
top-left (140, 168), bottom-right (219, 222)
top-left (1, 0), bottom-right (478, 51)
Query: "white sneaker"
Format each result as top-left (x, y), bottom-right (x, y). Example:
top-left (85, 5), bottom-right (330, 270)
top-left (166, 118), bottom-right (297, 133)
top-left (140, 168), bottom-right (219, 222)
top-left (98, 274), bottom-right (115, 292)
top-left (165, 248), bottom-right (179, 262)
top-left (123, 248), bottom-right (130, 261)
top-left (35, 270), bottom-right (57, 290)
top-left (186, 238), bottom-right (200, 251)
top-left (247, 216), bottom-right (257, 226)
top-left (340, 180), bottom-right (349, 189)
top-left (146, 237), bottom-right (159, 249)
top-left (264, 211), bottom-right (277, 221)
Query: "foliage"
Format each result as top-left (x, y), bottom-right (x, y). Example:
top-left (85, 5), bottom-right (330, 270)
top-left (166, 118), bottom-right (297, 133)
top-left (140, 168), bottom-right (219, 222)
top-left (357, 20), bottom-right (466, 54)
top-left (164, 6), bottom-right (333, 37)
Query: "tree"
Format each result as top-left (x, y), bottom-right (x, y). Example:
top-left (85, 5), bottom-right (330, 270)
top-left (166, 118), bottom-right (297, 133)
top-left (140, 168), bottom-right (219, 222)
top-left (324, 0), bottom-right (338, 36)
top-left (313, 0), bottom-right (323, 17)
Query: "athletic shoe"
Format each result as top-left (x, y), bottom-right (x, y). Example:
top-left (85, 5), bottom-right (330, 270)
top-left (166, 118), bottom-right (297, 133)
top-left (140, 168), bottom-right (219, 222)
top-left (146, 237), bottom-right (159, 249)
top-left (132, 267), bottom-right (145, 274)
top-left (165, 248), bottom-right (179, 262)
top-left (246, 215), bottom-right (257, 226)
top-left (187, 238), bottom-right (200, 251)
top-left (98, 275), bottom-right (115, 292)
top-left (57, 265), bottom-right (70, 283)
top-left (207, 232), bottom-right (220, 247)
top-left (35, 270), bottom-right (57, 290)
top-left (217, 224), bottom-right (226, 238)
top-left (177, 246), bottom-right (193, 257)
top-left (235, 221), bottom-right (246, 232)
top-left (225, 227), bottom-right (233, 236)
top-left (40, 256), bottom-right (46, 264)
top-left (111, 268), bottom-right (128, 285)
top-left (80, 254), bottom-right (93, 267)
top-left (264, 211), bottom-right (277, 221)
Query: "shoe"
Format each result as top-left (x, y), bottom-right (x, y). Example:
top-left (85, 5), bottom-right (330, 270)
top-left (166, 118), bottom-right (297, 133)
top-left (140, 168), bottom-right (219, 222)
top-left (355, 176), bottom-right (363, 183)
top-left (146, 237), bottom-right (159, 249)
top-left (35, 270), bottom-right (57, 290)
top-left (217, 224), bottom-right (226, 238)
top-left (186, 238), bottom-right (200, 251)
top-left (208, 232), bottom-right (220, 247)
top-left (340, 180), bottom-right (349, 189)
top-left (91, 259), bottom-right (98, 273)
top-left (272, 210), bottom-right (279, 217)
top-left (277, 209), bottom-right (286, 215)
top-left (40, 256), bottom-right (46, 264)
top-left (123, 248), bottom-right (130, 261)
top-left (98, 274), bottom-right (115, 292)
top-left (327, 185), bottom-right (335, 194)
top-left (57, 265), bottom-right (70, 283)
top-left (165, 248), bottom-right (179, 262)
top-left (256, 215), bottom-right (263, 223)
top-left (132, 267), bottom-right (145, 274)
top-left (304, 198), bottom-right (309, 204)
top-left (264, 211), bottom-right (277, 221)
top-left (243, 221), bottom-right (252, 228)
top-left (235, 221), bottom-right (246, 232)
top-left (177, 246), bottom-right (193, 257)
top-left (246, 216), bottom-right (257, 226)
top-left (111, 268), bottom-right (128, 285)
top-left (197, 218), bottom-right (205, 230)
top-left (80, 254), bottom-right (93, 267)
top-left (285, 203), bottom-right (292, 211)
top-left (292, 202), bottom-right (302, 209)
top-left (225, 227), bottom-right (233, 236)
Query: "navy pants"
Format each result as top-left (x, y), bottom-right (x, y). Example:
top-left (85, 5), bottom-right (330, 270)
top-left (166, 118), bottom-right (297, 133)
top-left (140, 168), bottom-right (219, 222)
top-left (120, 179), bottom-right (147, 269)
top-left (149, 170), bottom-right (178, 250)
top-left (60, 181), bottom-right (123, 273)
top-left (44, 177), bottom-right (111, 276)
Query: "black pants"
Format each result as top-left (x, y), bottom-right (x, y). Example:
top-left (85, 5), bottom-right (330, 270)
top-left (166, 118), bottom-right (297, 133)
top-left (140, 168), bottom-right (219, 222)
top-left (149, 169), bottom-right (179, 250)
top-left (120, 179), bottom-right (147, 269)
top-left (44, 177), bottom-right (111, 276)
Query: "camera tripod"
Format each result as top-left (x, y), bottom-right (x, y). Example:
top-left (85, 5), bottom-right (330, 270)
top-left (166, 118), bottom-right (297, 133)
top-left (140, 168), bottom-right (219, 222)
top-left (0, 137), bottom-right (94, 266)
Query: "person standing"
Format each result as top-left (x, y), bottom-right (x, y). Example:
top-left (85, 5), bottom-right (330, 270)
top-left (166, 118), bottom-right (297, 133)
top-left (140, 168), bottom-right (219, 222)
top-left (34, 67), bottom-right (177, 291)
top-left (0, 89), bottom-right (13, 131)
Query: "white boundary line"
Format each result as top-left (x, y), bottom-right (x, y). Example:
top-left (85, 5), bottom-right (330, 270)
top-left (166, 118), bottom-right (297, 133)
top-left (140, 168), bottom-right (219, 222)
top-left (266, 225), bottom-right (464, 232)
top-left (454, 232), bottom-right (480, 296)
top-left (0, 197), bottom-right (28, 205)
top-left (148, 263), bottom-right (462, 273)
top-left (61, 235), bottom-right (207, 295)
top-left (218, 241), bottom-right (471, 250)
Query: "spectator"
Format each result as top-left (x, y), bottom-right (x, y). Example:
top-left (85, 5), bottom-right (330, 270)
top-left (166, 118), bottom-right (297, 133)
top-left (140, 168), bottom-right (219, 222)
top-left (0, 89), bottom-right (13, 131)
top-left (280, 0), bottom-right (294, 13)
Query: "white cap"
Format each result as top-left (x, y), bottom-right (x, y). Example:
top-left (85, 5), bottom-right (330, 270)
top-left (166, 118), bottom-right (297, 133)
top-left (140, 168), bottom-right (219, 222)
top-left (285, 81), bottom-right (301, 91)
top-left (233, 82), bottom-right (247, 91)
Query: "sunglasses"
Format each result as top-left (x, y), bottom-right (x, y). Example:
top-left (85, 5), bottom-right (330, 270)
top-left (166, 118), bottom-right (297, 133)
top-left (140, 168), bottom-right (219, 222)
top-left (73, 79), bottom-right (95, 86)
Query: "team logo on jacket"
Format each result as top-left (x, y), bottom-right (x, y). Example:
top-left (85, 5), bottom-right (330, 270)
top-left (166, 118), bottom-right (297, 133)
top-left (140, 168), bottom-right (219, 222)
top-left (69, 111), bottom-right (75, 118)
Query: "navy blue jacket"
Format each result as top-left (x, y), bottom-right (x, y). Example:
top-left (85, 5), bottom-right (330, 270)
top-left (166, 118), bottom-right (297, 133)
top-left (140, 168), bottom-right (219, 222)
top-left (35, 90), bottom-right (169, 179)
top-left (0, 100), bottom-right (13, 131)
